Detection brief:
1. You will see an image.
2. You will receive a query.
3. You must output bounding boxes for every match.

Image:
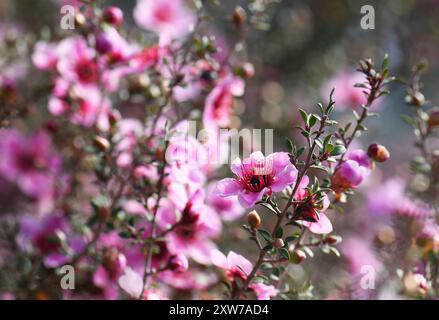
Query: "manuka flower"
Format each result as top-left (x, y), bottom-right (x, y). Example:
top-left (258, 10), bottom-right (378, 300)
top-left (215, 151), bottom-right (298, 208)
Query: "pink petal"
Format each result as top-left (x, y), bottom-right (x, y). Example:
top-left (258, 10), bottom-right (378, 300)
top-left (227, 251), bottom-right (253, 275)
top-left (304, 213), bottom-right (333, 234)
top-left (215, 178), bottom-right (241, 197)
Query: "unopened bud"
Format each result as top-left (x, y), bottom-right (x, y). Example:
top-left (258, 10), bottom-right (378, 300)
top-left (168, 254), bottom-right (189, 273)
top-left (405, 91), bottom-right (425, 106)
top-left (247, 210), bottom-right (261, 229)
top-left (324, 235), bottom-right (342, 245)
top-left (236, 62), bottom-right (255, 79)
top-left (93, 136), bottom-right (110, 152)
top-left (103, 6), bottom-right (123, 26)
top-left (427, 108), bottom-right (439, 128)
top-left (403, 272), bottom-right (428, 297)
top-left (232, 6), bottom-right (247, 26)
top-left (367, 144), bottom-right (390, 163)
top-left (75, 13), bottom-right (87, 28)
top-left (273, 238), bottom-right (284, 248)
top-left (290, 249), bottom-right (306, 264)
top-left (98, 207), bottom-right (111, 223)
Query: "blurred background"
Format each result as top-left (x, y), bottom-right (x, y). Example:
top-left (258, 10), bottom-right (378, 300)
top-left (1, 0), bottom-right (439, 299)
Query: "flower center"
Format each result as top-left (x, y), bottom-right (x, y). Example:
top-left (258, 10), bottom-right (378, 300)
top-left (242, 174), bottom-right (273, 193)
top-left (75, 59), bottom-right (98, 84)
top-left (154, 5), bottom-right (173, 22)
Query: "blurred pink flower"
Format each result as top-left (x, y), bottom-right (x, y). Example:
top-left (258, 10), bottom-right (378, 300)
top-left (32, 41), bottom-right (57, 70)
top-left (133, 0), bottom-right (196, 45)
top-left (206, 183), bottom-right (244, 221)
top-left (203, 75), bottom-right (244, 130)
top-left (215, 151), bottom-right (298, 208)
top-left (211, 250), bottom-right (278, 300)
top-left (157, 189), bottom-right (221, 264)
top-left (56, 37), bottom-right (98, 86)
top-left (211, 249), bottom-right (253, 281)
top-left (17, 214), bottom-right (86, 268)
top-left (340, 236), bottom-right (383, 276)
top-left (332, 150), bottom-right (371, 193)
top-left (0, 129), bottom-right (61, 200)
top-left (321, 70), bottom-right (383, 110)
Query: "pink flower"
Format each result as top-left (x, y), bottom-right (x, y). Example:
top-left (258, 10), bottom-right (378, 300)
top-left (215, 151), bottom-right (298, 208)
top-left (168, 254), bottom-right (189, 273)
top-left (118, 267), bottom-right (143, 298)
top-left (157, 189), bottom-right (221, 264)
top-left (56, 37), bottom-right (98, 86)
top-left (0, 129), bottom-right (61, 199)
top-left (202, 75), bottom-right (244, 130)
top-left (340, 236), bottom-right (383, 276)
top-left (133, 0), bottom-right (196, 45)
top-left (211, 250), bottom-right (278, 300)
top-left (32, 41), bottom-right (57, 70)
top-left (211, 250), bottom-right (253, 281)
top-left (251, 283), bottom-right (278, 300)
top-left (17, 214), bottom-right (85, 268)
top-left (49, 84), bottom-right (114, 130)
top-left (294, 176), bottom-right (333, 234)
top-left (206, 183), bottom-right (244, 221)
top-left (321, 70), bottom-right (382, 110)
top-left (332, 150), bottom-right (371, 193)
top-left (93, 252), bottom-right (127, 299)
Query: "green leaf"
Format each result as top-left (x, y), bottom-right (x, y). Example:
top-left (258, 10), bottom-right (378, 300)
top-left (329, 247), bottom-right (341, 257)
top-left (298, 108), bottom-right (309, 125)
top-left (309, 114), bottom-right (318, 127)
top-left (275, 227), bottom-right (283, 238)
top-left (258, 229), bottom-right (273, 243)
top-left (401, 114), bottom-right (415, 126)
top-left (118, 231), bottom-right (131, 239)
top-left (278, 248), bottom-right (290, 260)
top-left (296, 146), bottom-right (306, 158)
top-left (330, 145), bottom-right (346, 156)
top-left (285, 138), bottom-right (294, 153)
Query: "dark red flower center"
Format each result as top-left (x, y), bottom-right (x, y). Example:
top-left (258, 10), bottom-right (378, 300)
top-left (154, 5), bottom-right (173, 22)
top-left (75, 59), bottom-right (98, 84)
top-left (241, 174), bottom-right (273, 193)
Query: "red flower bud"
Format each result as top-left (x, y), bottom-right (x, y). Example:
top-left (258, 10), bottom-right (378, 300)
top-left (427, 108), bottom-right (439, 128)
top-left (103, 6), bottom-right (123, 26)
top-left (168, 254), bottom-right (188, 273)
top-left (290, 249), bottom-right (306, 264)
top-left (247, 210), bottom-right (261, 229)
top-left (273, 238), bottom-right (285, 248)
top-left (367, 144), bottom-right (390, 163)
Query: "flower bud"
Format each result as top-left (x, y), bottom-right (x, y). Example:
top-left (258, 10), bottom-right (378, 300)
top-left (75, 13), bottom-right (87, 28)
top-left (236, 62), bottom-right (255, 79)
top-left (324, 235), bottom-right (342, 245)
top-left (427, 108), bottom-right (439, 128)
top-left (273, 238), bottom-right (284, 248)
top-left (168, 254), bottom-right (188, 273)
top-left (403, 272), bottom-right (428, 297)
top-left (367, 144), bottom-right (390, 163)
top-left (247, 210), bottom-right (261, 229)
top-left (95, 33), bottom-right (113, 54)
top-left (405, 91), bottom-right (425, 106)
top-left (232, 6), bottom-right (247, 26)
top-left (103, 6), bottom-right (123, 26)
top-left (98, 207), bottom-right (111, 223)
top-left (290, 249), bottom-right (306, 264)
top-left (93, 136), bottom-right (110, 152)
